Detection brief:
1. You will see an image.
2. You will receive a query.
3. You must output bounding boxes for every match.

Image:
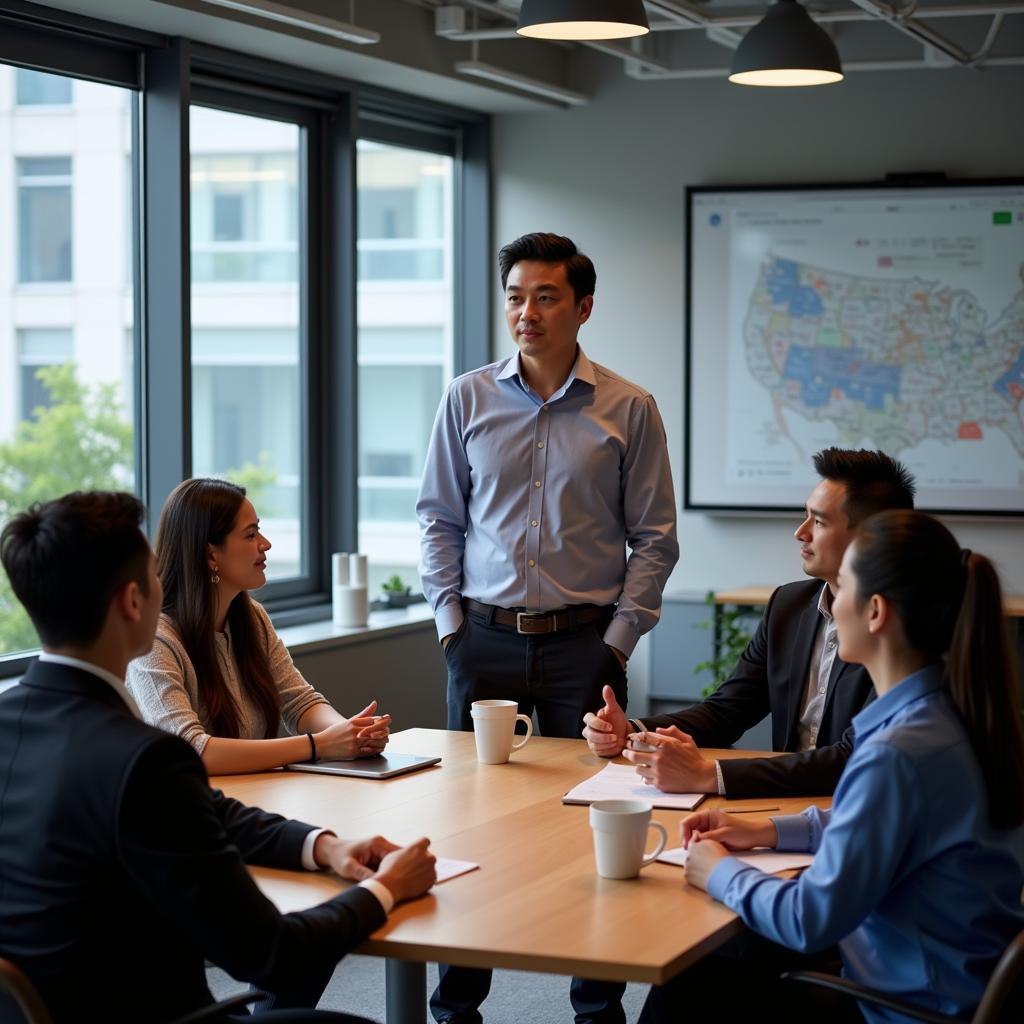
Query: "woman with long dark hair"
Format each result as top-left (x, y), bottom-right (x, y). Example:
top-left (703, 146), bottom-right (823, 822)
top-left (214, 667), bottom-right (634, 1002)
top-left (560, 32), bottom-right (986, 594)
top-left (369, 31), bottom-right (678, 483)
top-left (642, 510), bottom-right (1024, 1022)
top-left (128, 478), bottom-right (390, 774)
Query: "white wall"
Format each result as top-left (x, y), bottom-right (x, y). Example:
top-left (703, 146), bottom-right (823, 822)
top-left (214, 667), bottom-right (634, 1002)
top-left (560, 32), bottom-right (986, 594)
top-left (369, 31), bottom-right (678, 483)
top-left (492, 57), bottom-right (1024, 595)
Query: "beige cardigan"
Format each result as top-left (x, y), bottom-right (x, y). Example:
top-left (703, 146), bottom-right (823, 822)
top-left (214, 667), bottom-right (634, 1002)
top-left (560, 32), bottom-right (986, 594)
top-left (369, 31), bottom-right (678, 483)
top-left (126, 602), bottom-right (329, 754)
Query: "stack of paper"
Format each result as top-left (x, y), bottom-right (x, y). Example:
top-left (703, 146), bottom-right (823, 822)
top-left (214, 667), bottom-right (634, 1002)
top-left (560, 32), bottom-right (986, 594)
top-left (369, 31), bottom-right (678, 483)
top-left (562, 763), bottom-right (706, 811)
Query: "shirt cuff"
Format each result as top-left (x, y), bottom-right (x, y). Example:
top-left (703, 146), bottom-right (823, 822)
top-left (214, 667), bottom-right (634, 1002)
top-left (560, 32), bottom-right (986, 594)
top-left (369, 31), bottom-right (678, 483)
top-left (358, 877), bottom-right (395, 914)
top-left (707, 855), bottom-right (751, 903)
top-left (771, 813), bottom-right (814, 853)
top-left (715, 760), bottom-right (726, 796)
top-left (301, 828), bottom-right (332, 870)
top-left (602, 617), bottom-right (638, 658)
top-left (435, 602), bottom-right (464, 642)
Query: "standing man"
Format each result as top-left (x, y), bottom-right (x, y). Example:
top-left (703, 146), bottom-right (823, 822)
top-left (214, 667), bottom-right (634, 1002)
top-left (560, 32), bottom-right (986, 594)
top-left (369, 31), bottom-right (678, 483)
top-left (584, 448), bottom-right (916, 798)
top-left (417, 232), bottom-right (679, 1024)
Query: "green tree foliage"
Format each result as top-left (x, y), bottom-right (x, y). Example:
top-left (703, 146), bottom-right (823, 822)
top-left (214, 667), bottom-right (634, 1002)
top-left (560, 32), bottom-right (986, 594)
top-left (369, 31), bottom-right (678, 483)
top-left (225, 451), bottom-right (277, 514)
top-left (0, 364), bottom-right (133, 655)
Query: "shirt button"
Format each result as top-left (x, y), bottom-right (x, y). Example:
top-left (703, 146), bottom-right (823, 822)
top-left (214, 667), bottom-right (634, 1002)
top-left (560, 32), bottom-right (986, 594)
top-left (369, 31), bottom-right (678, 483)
top-left (534, 480), bottom-right (541, 488)
top-left (827, 639), bottom-right (836, 650)
top-left (528, 559), bottom-right (536, 567)
top-left (531, 520), bottom-right (538, 527)
top-left (819, 687), bottom-right (826, 695)
top-left (537, 441), bottom-right (544, 449)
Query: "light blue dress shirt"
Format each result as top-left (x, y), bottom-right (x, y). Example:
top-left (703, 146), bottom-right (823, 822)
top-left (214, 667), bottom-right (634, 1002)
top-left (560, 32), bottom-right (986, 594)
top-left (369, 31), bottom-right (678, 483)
top-left (709, 664), bottom-right (1024, 1023)
top-left (416, 348), bottom-right (678, 656)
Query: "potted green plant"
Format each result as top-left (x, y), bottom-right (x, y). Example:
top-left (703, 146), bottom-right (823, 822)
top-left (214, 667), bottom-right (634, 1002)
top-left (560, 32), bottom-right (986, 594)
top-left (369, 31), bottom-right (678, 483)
top-left (693, 590), bottom-right (761, 697)
top-left (380, 573), bottom-right (413, 609)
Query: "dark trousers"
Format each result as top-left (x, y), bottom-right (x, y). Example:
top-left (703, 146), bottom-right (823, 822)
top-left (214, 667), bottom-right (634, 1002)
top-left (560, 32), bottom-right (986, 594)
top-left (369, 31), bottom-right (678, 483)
top-left (638, 933), bottom-right (863, 1024)
top-left (431, 606), bottom-right (628, 1024)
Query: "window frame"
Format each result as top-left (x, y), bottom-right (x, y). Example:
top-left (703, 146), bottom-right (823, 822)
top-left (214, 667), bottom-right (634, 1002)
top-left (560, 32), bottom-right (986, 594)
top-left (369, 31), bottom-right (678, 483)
top-left (0, 7), bottom-right (490, 674)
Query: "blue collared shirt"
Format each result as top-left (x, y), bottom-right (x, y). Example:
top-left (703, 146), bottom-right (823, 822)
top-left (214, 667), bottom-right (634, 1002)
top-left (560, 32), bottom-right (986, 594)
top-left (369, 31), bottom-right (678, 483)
top-left (416, 348), bottom-right (678, 656)
top-left (709, 665), bottom-right (1024, 1023)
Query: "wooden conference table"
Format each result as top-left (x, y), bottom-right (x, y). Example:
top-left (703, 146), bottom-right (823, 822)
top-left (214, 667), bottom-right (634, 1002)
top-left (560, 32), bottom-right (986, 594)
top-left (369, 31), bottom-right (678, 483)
top-left (216, 729), bottom-right (828, 1024)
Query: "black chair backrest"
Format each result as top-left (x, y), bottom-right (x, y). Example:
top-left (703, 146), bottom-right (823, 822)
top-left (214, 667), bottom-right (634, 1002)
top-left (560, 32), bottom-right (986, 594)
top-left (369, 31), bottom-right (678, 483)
top-left (0, 959), bottom-right (52, 1024)
top-left (973, 927), bottom-right (1024, 1024)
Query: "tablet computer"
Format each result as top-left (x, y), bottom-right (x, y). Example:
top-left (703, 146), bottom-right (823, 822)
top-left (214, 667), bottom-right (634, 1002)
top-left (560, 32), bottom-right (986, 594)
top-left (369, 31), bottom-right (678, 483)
top-left (285, 753), bottom-right (441, 779)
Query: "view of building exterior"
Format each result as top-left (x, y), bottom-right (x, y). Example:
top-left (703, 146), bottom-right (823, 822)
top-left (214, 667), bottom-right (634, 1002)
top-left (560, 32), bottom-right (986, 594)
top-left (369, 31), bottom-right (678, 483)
top-left (0, 66), bottom-right (453, 655)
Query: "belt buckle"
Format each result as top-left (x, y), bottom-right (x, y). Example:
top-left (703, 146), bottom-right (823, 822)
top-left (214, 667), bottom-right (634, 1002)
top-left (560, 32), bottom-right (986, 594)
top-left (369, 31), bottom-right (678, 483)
top-left (516, 611), bottom-right (551, 635)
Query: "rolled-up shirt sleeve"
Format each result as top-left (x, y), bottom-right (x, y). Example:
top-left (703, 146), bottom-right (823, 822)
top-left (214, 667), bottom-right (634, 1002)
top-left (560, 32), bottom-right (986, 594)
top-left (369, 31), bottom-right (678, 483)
top-left (416, 381), bottom-right (471, 641)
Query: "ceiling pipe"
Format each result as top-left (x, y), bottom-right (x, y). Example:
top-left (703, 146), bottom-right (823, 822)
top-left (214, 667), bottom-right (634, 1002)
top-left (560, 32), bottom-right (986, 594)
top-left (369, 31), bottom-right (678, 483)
top-left (437, 3), bottom-right (1024, 41)
top-left (847, 0), bottom-right (973, 63)
top-left (625, 52), bottom-right (1024, 79)
top-left (432, 1), bottom-right (1024, 87)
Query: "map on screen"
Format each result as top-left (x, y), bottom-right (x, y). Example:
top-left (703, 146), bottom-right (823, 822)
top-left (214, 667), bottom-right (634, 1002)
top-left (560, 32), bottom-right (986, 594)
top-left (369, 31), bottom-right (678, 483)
top-left (687, 183), bottom-right (1024, 514)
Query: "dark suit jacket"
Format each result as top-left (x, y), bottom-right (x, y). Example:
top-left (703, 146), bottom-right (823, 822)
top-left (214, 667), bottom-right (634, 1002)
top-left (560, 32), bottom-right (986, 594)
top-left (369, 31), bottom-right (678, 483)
top-left (0, 660), bottom-right (386, 1024)
top-left (644, 579), bottom-right (876, 797)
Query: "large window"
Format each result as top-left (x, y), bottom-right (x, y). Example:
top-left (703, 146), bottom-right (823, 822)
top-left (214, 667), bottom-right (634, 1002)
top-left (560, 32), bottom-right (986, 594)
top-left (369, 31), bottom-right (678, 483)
top-left (1, 68), bottom-right (137, 658)
top-left (190, 106), bottom-right (306, 581)
top-left (0, 7), bottom-right (489, 674)
top-left (356, 141), bottom-right (455, 594)
top-left (17, 156), bottom-right (73, 283)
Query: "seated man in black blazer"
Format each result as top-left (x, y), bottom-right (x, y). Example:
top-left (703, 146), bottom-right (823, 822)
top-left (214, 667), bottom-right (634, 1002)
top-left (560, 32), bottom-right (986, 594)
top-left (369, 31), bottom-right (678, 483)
top-left (583, 448), bottom-right (916, 798)
top-left (0, 491), bottom-right (436, 1024)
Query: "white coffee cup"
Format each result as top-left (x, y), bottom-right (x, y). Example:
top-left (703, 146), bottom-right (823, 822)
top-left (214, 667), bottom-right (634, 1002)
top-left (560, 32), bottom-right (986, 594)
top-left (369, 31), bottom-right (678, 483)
top-left (589, 800), bottom-right (668, 879)
top-left (469, 700), bottom-right (534, 764)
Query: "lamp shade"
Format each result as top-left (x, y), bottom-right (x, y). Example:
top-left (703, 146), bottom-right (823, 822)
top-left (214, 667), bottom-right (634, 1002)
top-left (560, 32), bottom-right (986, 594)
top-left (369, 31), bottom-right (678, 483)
top-left (516, 0), bottom-right (650, 41)
top-left (729, 0), bottom-right (843, 87)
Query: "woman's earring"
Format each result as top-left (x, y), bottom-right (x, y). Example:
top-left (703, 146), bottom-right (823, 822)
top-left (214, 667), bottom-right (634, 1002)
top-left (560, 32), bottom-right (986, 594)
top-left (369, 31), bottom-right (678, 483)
top-left (210, 566), bottom-right (221, 584)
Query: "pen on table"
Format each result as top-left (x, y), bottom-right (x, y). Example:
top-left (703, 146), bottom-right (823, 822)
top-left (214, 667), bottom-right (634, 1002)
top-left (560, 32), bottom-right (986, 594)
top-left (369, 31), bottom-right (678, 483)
top-left (722, 806), bottom-right (780, 814)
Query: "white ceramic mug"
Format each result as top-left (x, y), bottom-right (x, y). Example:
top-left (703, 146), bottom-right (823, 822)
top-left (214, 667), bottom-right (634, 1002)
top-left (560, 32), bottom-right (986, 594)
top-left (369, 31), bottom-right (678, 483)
top-left (470, 700), bottom-right (534, 764)
top-left (589, 799), bottom-right (667, 879)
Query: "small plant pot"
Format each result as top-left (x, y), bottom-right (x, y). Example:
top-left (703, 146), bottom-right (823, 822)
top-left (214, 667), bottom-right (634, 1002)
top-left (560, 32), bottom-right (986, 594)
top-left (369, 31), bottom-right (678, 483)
top-left (382, 589), bottom-right (412, 609)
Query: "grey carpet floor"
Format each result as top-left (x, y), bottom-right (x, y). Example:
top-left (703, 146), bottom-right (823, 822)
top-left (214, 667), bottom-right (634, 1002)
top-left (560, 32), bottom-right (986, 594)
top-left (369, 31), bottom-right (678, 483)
top-left (208, 957), bottom-right (649, 1022)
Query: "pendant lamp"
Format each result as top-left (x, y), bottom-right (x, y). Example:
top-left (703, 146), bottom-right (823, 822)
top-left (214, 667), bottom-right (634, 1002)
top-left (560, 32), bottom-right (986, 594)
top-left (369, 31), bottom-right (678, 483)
top-left (729, 0), bottom-right (843, 87)
top-left (516, 0), bottom-right (650, 41)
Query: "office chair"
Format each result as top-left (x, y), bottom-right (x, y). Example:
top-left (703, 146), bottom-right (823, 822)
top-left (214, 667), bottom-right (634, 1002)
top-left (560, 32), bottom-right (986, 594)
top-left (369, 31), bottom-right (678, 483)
top-left (0, 956), bottom-right (264, 1024)
top-left (782, 927), bottom-right (1024, 1024)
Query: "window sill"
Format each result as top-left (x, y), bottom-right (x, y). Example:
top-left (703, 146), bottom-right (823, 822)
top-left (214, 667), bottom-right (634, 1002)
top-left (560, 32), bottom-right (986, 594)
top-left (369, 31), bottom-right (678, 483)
top-left (0, 604), bottom-right (439, 688)
top-left (276, 602), bottom-right (437, 655)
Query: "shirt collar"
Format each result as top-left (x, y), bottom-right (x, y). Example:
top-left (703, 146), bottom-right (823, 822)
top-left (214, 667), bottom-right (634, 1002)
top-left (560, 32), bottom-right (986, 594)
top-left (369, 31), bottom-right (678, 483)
top-left (851, 663), bottom-right (944, 744)
top-left (816, 582), bottom-right (834, 622)
top-left (496, 347), bottom-right (596, 399)
top-left (37, 651), bottom-right (141, 718)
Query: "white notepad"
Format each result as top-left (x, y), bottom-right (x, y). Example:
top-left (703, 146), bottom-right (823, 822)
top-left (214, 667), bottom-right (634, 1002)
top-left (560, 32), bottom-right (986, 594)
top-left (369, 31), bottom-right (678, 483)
top-left (657, 845), bottom-right (814, 873)
top-left (434, 857), bottom-right (479, 884)
top-left (562, 763), bottom-right (706, 811)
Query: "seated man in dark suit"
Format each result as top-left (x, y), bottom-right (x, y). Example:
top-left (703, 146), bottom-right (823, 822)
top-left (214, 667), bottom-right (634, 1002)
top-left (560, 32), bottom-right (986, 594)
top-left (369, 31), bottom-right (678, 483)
top-left (583, 448), bottom-right (916, 798)
top-left (0, 491), bottom-right (436, 1024)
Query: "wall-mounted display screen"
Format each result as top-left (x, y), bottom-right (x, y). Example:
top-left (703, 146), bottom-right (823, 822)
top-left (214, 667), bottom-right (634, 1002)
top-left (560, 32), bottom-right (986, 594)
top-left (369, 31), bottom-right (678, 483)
top-left (686, 181), bottom-right (1024, 515)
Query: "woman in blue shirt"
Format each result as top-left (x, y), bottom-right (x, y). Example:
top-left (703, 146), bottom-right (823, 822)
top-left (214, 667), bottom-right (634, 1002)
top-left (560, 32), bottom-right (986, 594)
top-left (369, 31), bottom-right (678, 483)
top-left (642, 510), bottom-right (1024, 1023)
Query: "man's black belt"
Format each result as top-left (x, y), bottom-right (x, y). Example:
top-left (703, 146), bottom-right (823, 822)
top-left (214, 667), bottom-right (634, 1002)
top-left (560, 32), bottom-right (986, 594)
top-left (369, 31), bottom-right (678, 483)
top-left (462, 599), bottom-right (610, 636)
